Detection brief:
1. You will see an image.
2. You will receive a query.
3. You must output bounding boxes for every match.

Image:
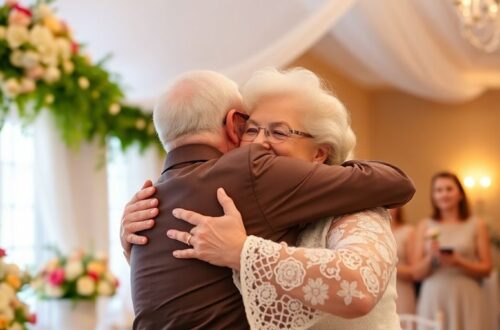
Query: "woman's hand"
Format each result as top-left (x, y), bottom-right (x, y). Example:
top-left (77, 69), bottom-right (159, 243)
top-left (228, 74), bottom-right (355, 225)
top-left (166, 188), bottom-right (247, 270)
top-left (120, 180), bottom-right (159, 261)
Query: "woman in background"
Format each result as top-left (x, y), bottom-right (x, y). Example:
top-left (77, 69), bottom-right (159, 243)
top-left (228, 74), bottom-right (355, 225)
top-left (389, 207), bottom-right (416, 315)
top-left (412, 171), bottom-right (492, 330)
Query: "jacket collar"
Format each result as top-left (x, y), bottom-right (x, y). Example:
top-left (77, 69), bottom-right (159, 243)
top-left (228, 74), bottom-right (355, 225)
top-left (162, 144), bottom-right (223, 174)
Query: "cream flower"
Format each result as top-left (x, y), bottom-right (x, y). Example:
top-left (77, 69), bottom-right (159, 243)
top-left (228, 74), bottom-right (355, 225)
top-left (87, 261), bottom-right (105, 275)
top-left (274, 258), bottom-right (305, 291)
top-left (78, 77), bottom-right (90, 89)
top-left (44, 66), bottom-right (61, 84)
top-left (5, 264), bottom-right (20, 277)
top-left (2, 78), bottom-right (21, 98)
top-left (20, 78), bottom-right (36, 94)
top-left (6, 25), bottom-right (29, 48)
top-left (26, 66), bottom-right (45, 80)
top-left (109, 103), bottom-right (121, 115)
top-left (97, 281), bottom-right (114, 296)
top-left (135, 119), bottom-right (146, 130)
top-left (44, 283), bottom-right (64, 298)
top-left (64, 260), bottom-right (84, 281)
top-left (21, 51), bottom-right (40, 69)
top-left (8, 322), bottom-right (23, 330)
top-left (62, 61), bottom-right (74, 74)
top-left (0, 26), bottom-right (6, 39)
top-left (10, 50), bottom-right (24, 67)
top-left (76, 276), bottom-right (95, 296)
top-left (36, 4), bottom-right (54, 19)
top-left (303, 278), bottom-right (329, 305)
top-left (55, 37), bottom-right (71, 60)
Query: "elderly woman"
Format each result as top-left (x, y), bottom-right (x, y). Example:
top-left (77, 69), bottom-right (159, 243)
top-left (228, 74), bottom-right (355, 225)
top-left (124, 68), bottom-right (405, 329)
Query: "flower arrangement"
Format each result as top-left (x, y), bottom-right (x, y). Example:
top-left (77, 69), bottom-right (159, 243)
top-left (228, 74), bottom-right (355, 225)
top-left (0, 0), bottom-right (161, 152)
top-left (0, 248), bottom-right (36, 330)
top-left (31, 249), bottom-right (119, 301)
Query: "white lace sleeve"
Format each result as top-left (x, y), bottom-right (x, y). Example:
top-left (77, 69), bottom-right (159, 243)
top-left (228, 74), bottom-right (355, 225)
top-left (235, 208), bottom-right (397, 330)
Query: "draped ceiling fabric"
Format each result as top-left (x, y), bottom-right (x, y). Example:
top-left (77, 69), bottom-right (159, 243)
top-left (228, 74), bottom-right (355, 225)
top-left (56, 0), bottom-right (500, 105)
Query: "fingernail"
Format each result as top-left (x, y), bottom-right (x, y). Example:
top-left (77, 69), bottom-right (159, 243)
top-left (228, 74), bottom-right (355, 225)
top-left (150, 209), bottom-right (157, 216)
top-left (166, 230), bottom-right (173, 238)
top-left (173, 251), bottom-right (179, 258)
top-left (172, 209), bottom-right (179, 217)
top-left (148, 220), bottom-right (155, 226)
top-left (150, 199), bottom-right (158, 206)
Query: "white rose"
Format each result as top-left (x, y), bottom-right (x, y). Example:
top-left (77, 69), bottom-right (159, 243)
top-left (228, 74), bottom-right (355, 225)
top-left (36, 4), bottom-right (54, 19)
top-left (26, 66), bottom-right (45, 80)
top-left (9, 50), bottom-right (23, 67)
top-left (55, 38), bottom-right (71, 61)
top-left (78, 77), bottom-right (90, 89)
top-left (76, 276), bottom-right (95, 296)
top-left (0, 26), bottom-right (6, 39)
top-left (20, 78), bottom-right (36, 93)
top-left (64, 260), bottom-right (84, 281)
top-left (21, 51), bottom-right (40, 69)
top-left (39, 44), bottom-right (58, 67)
top-left (44, 66), bottom-right (61, 84)
top-left (6, 25), bottom-right (29, 48)
top-left (0, 283), bottom-right (16, 308)
top-left (2, 78), bottom-right (21, 98)
top-left (29, 25), bottom-right (53, 48)
top-left (44, 283), bottom-right (64, 298)
top-left (97, 281), bottom-right (114, 296)
top-left (5, 264), bottom-right (20, 277)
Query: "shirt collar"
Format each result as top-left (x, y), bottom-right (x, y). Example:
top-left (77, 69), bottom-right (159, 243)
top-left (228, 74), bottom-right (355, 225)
top-left (162, 144), bottom-right (223, 174)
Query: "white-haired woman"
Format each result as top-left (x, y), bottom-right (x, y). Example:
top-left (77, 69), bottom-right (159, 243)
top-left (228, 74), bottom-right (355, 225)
top-left (125, 68), bottom-right (402, 329)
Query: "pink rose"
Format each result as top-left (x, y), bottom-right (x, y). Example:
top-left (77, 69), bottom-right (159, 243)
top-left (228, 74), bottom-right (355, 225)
top-left (0, 248), bottom-right (6, 257)
top-left (28, 313), bottom-right (37, 324)
top-left (12, 4), bottom-right (32, 17)
top-left (88, 271), bottom-right (99, 282)
top-left (9, 10), bottom-right (31, 26)
top-left (48, 268), bottom-right (65, 286)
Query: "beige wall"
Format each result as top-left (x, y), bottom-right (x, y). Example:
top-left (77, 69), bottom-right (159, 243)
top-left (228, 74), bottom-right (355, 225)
top-left (371, 89), bottom-right (500, 228)
top-left (288, 51), bottom-right (500, 230)
top-left (288, 52), bottom-right (373, 159)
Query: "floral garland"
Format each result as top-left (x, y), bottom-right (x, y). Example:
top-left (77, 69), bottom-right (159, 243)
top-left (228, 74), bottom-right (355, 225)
top-left (0, 248), bottom-right (36, 330)
top-left (0, 0), bottom-right (162, 152)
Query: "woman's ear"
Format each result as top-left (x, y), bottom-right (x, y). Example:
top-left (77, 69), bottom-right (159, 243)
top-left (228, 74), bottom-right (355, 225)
top-left (224, 109), bottom-right (241, 146)
top-left (313, 144), bottom-right (331, 164)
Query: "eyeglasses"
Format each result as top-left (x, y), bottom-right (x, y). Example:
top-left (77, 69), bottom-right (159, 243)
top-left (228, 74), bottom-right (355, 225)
top-left (239, 120), bottom-right (313, 144)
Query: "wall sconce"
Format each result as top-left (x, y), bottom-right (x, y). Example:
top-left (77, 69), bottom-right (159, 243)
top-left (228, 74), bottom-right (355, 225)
top-left (463, 175), bottom-right (493, 216)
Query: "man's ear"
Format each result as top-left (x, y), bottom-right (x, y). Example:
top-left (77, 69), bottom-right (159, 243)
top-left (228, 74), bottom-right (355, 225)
top-left (224, 109), bottom-right (241, 146)
top-left (313, 144), bottom-right (331, 164)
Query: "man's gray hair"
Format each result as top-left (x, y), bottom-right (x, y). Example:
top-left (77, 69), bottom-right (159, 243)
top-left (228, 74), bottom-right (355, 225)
top-left (241, 67), bottom-right (356, 165)
top-left (153, 70), bottom-right (242, 150)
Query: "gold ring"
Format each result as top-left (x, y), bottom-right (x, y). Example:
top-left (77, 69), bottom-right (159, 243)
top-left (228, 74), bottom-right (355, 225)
top-left (186, 234), bottom-right (192, 246)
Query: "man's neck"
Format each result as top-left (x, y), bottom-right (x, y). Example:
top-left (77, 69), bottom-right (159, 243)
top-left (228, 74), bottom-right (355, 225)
top-left (167, 132), bottom-right (232, 154)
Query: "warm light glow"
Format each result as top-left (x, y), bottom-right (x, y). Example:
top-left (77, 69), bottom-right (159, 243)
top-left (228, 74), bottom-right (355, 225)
top-left (464, 176), bottom-right (476, 188)
top-left (480, 176), bottom-right (492, 188)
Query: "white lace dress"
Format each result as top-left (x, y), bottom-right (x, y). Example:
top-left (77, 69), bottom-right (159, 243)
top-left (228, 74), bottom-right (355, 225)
top-left (233, 207), bottom-right (401, 330)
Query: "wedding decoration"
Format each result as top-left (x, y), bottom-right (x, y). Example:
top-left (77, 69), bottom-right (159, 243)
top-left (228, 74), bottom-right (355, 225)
top-left (0, 0), bottom-right (161, 152)
top-left (0, 248), bottom-right (36, 330)
top-left (452, 0), bottom-right (500, 52)
top-left (31, 248), bottom-right (119, 301)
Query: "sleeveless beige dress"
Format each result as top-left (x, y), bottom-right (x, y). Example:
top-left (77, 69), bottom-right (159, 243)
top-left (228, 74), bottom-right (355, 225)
top-left (417, 218), bottom-right (491, 330)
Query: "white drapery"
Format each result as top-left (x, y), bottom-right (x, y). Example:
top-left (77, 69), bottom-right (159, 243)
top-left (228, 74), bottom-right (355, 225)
top-left (55, 0), bottom-right (500, 104)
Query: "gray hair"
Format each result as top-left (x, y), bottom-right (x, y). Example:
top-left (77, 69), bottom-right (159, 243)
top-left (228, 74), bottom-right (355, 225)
top-left (241, 67), bottom-right (356, 165)
top-left (153, 70), bottom-right (242, 150)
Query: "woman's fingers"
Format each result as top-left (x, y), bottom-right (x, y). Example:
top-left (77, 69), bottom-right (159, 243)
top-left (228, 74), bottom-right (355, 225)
top-left (172, 208), bottom-right (207, 226)
top-left (217, 188), bottom-right (240, 217)
top-left (172, 249), bottom-right (197, 259)
top-left (167, 229), bottom-right (193, 246)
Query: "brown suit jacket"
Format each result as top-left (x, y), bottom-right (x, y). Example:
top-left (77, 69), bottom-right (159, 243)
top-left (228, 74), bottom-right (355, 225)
top-left (131, 144), bottom-right (415, 330)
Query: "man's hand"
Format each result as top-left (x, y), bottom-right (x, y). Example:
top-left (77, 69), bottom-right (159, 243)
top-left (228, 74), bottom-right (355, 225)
top-left (120, 180), bottom-right (159, 262)
top-left (166, 188), bottom-right (247, 270)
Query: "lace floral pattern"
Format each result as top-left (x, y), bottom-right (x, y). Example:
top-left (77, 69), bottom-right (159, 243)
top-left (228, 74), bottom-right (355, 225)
top-left (235, 208), bottom-right (397, 330)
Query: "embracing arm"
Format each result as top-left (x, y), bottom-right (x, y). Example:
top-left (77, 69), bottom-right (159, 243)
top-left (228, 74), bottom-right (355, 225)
top-left (248, 145), bottom-right (415, 230)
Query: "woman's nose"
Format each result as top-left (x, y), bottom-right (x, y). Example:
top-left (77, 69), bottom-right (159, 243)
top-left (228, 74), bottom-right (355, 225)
top-left (252, 129), bottom-right (271, 148)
